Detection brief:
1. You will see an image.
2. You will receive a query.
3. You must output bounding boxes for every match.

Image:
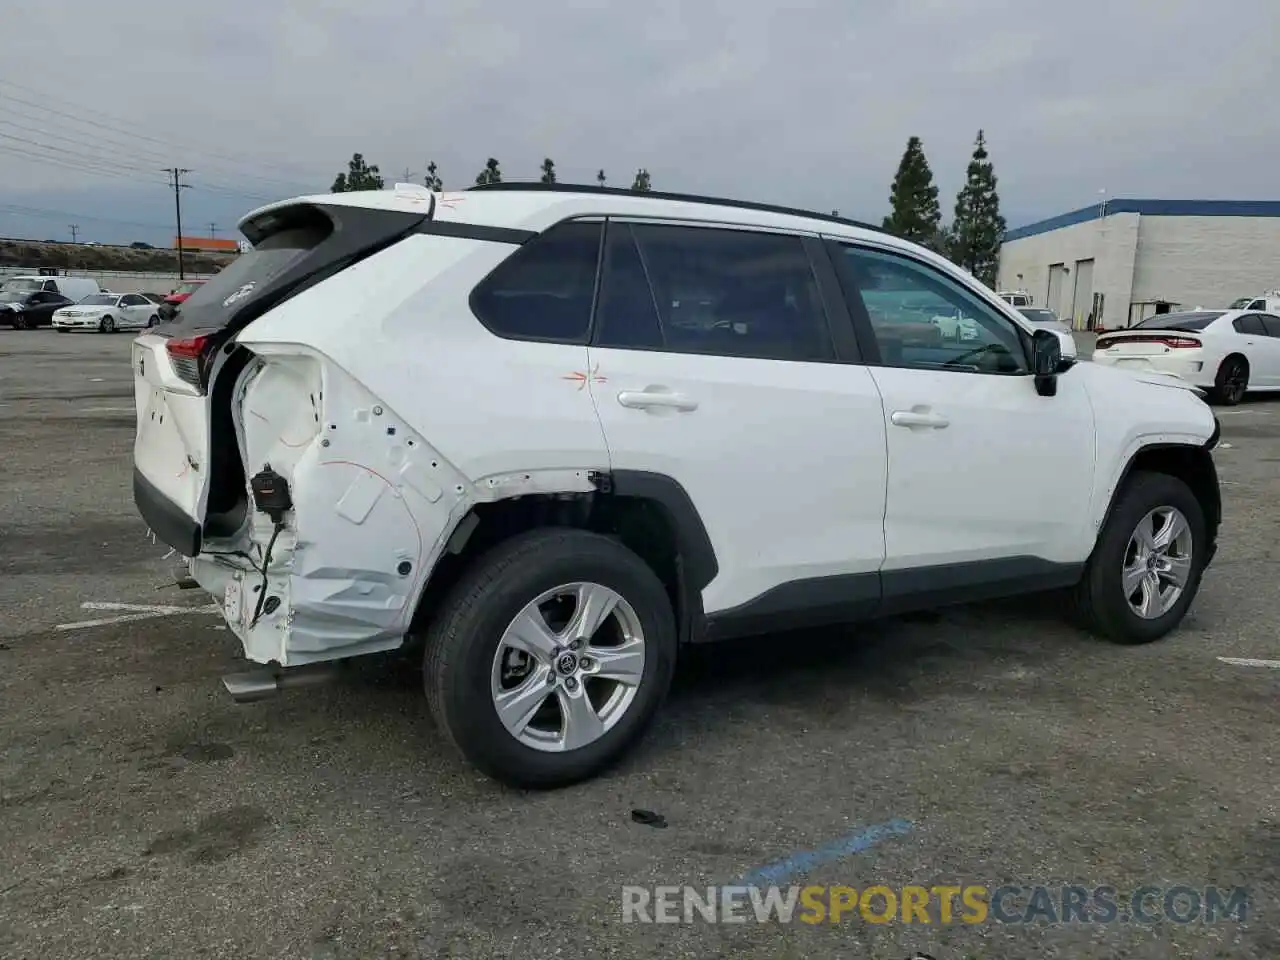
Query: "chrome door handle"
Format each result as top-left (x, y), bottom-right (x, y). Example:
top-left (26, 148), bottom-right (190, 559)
top-left (890, 410), bottom-right (950, 429)
top-left (617, 389), bottom-right (698, 412)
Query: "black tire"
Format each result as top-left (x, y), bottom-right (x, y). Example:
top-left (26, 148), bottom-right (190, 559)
top-left (1072, 470), bottom-right (1207, 645)
top-left (147, 314), bottom-right (160, 328)
top-left (100, 315), bottom-right (115, 334)
top-left (1211, 355), bottom-right (1248, 406)
top-left (13, 313), bottom-right (28, 330)
top-left (422, 528), bottom-right (677, 789)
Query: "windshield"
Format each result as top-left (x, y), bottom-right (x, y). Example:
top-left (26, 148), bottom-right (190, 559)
top-left (172, 281), bottom-right (204, 295)
top-left (1018, 308), bottom-right (1058, 323)
top-left (1228, 297), bottom-right (1253, 309)
top-left (79, 294), bottom-right (118, 306)
top-left (1133, 311), bottom-right (1223, 331)
top-left (0, 279), bottom-right (41, 295)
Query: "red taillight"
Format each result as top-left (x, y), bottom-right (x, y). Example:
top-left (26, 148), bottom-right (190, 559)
top-left (1099, 334), bottom-right (1200, 349)
top-left (166, 334), bottom-right (214, 388)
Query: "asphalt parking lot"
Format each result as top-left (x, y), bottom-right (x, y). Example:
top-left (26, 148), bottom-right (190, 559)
top-left (1, 329), bottom-right (1277, 960)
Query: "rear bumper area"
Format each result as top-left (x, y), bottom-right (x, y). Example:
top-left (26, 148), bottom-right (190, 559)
top-left (133, 467), bottom-right (201, 556)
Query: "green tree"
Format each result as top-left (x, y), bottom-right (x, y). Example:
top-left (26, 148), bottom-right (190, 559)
top-left (950, 130), bottom-right (1007, 286)
top-left (475, 158), bottom-right (502, 185)
top-left (596, 169), bottom-right (607, 187)
top-left (540, 158), bottom-right (556, 183)
top-left (881, 136), bottom-right (941, 246)
top-left (331, 153), bottom-right (384, 192)
top-left (424, 160), bottom-right (442, 191)
top-left (631, 168), bottom-right (652, 192)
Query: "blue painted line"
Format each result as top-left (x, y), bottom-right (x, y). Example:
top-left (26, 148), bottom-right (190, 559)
top-left (737, 818), bottom-right (914, 888)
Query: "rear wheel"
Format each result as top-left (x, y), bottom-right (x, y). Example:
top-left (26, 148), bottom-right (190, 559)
top-left (12, 313), bottom-right (28, 330)
top-left (99, 315), bottom-right (115, 334)
top-left (1073, 471), bottom-right (1207, 644)
top-left (422, 528), bottom-right (677, 789)
top-left (147, 314), bottom-right (160, 327)
top-left (1211, 355), bottom-right (1248, 405)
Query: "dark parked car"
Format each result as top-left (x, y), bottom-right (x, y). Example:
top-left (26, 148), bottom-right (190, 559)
top-left (0, 290), bottom-right (74, 329)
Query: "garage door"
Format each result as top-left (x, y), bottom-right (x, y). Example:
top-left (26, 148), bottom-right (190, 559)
top-left (1070, 259), bottom-right (1094, 330)
top-left (1047, 263), bottom-right (1066, 316)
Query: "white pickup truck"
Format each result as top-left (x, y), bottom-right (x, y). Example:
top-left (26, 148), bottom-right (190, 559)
top-left (1228, 291), bottom-right (1280, 313)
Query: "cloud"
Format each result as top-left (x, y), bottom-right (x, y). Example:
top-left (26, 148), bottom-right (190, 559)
top-left (0, 0), bottom-right (1276, 243)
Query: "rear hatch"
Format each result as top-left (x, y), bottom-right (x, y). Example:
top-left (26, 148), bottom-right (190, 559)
top-left (133, 197), bottom-right (434, 555)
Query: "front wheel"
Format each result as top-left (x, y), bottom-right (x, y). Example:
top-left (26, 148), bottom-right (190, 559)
top-left (422, 528), bottom-right (677, 788)
top-left (99, 315), bottom-right (115, 333)
top-left (1073, 471), bottom-right (1207, 644)
top-left (147, 314), bottom-right (160, 328)
top-left (12, 313), bottom-right (28, 330)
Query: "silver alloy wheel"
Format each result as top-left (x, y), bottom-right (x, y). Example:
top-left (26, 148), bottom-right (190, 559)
top-left (1122, 506), bottom-right (1194, 619)
top-left (490, 581), bottom-right (646, 753)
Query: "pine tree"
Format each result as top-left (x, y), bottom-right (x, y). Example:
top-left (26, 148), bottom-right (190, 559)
top-left (631, 168), bottom-right (652, 192)
top-left (951, 130), bottom-right (1007, 286)
top-left (331, 153), bottom-right (384, 192)
top-left (540, 158), bottom-right (556, 184)
top-left (474, 158), bottom-right (502, 186)
top-left (424, 160), bottom-right (442, 191)
top-left (881, 136), bottom-right (941, 246)
top-left (596, 169), bottom-right (607, 187)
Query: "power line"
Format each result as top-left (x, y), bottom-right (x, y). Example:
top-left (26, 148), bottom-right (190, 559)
top-left (0, 78), bottom-right (325, 191)
top-left (0, 201), bottom-right (167, 231)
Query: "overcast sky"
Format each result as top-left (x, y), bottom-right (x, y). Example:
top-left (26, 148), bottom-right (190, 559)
top-left (0, 0), bottom-right (1276, 245)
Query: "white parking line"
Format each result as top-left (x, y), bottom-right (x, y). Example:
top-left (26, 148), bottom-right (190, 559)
top-left (1217, 657), bottom-right (1280, 669)
top-left (56, 601), bottom-right (219, 631)
top-left (79, 406), bottom-right (134, 413)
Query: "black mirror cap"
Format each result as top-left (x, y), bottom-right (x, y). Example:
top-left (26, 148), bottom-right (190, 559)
top-left (1031, 328), bottom-right (1062, 375)
top-left (1032, 329), bottom-right (1061, 396)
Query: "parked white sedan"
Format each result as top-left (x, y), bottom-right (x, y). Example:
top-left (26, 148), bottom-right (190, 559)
top-left (52, 292), bottom-right (161, 333)
top-left (1092, 309), bottom-right (1280, 405)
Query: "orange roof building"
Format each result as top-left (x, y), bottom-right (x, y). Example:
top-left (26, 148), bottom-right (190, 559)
top-left (174, 236), bottom-right (240, 252)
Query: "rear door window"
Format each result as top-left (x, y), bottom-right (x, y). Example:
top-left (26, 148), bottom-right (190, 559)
top-left (1233, 315), bottom-right (1267, 335)
top-left (595, 222), bottom-right (836, 362)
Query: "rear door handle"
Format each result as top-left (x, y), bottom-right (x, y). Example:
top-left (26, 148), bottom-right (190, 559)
top-left (890, 409), bottom-right (950, 429)
top-left (617, 389), bottom-right (698, 412)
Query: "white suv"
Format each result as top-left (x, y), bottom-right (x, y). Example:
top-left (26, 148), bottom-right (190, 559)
top-left (131, 184), bottom-right (1222, 788)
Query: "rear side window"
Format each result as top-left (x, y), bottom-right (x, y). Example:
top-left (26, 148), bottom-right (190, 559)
top-left (470, 221), bottom-right (603, 342)
top-left (595, 223), bottom-right (835, 362)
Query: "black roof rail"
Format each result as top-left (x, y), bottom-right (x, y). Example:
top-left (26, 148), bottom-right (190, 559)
top-left (466, 181), bottom-right (884, 234)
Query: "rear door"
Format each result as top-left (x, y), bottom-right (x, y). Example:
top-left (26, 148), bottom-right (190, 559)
top-left (133, 200), bottom-right (431, 553)
top-left (586, 219), bottom-right (888, 621)
top-left (120, 293), bottom-right (150, 328)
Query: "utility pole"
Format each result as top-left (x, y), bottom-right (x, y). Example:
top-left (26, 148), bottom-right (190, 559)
top-left (207, 222), bottom-right (217, 238)
top-left (164, 167), bottom-right (192, 279)
top-left (68, 224), bottom-right (79, 243)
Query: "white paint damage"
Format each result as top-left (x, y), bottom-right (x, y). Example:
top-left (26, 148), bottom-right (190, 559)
top-left (188, 346), bottom-right (594, 667)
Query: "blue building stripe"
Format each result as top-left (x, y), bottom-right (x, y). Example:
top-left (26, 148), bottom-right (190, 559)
top-left (1005, 199), bottom-right (1280, 243)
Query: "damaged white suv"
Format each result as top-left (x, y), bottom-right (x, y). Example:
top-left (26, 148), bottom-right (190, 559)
top-left (133, 183), bottom-right (1222, 788)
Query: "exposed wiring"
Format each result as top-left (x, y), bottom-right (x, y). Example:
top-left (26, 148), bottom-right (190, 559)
top-left (249, 522), bottom-right (285, 628)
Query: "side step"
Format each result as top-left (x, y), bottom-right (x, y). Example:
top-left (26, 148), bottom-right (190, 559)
top-left (221, 663), bottom-right (340, 703)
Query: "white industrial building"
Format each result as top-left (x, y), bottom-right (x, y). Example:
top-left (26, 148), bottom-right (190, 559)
top-left (997, 200), bottom-right (1280, 330)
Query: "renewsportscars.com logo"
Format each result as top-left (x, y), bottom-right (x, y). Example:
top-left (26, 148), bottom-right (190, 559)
top-left (620, 884), bottom-right (1250, 925)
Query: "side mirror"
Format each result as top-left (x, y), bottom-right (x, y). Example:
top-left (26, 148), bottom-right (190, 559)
top-left (1032, 329), bottom-right (1061, 396)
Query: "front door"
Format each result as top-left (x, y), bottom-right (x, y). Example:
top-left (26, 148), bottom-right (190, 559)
top-left (826, 240), bottom-right (1097, 597)
top-left (587, 219), bottom-right (888, 618)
